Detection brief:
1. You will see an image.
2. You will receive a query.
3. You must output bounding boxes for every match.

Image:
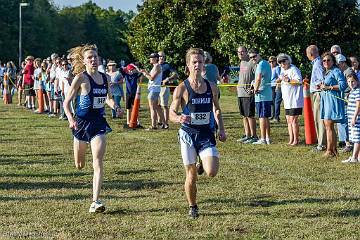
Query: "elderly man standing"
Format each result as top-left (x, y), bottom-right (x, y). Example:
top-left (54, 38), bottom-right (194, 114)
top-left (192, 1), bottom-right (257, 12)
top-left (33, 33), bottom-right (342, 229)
top-left (236, 46), bottom-right (258, 143)
top-left (306, 45), bottom-right (326, 151)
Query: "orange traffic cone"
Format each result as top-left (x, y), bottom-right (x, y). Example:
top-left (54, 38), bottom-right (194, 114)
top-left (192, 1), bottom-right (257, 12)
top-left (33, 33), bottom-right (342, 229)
top-left (3, 74), bottom-right (9, 104)
top-left (303, 78), bottom-right (317, 145)
top-left (37, 89), bottom-right (44, 113)
top-left (129, 85), bottom-right (141, 128)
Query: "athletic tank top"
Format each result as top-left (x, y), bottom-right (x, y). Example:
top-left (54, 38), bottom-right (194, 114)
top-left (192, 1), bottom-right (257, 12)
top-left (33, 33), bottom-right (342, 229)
top-left (181, 79), bottom-right (215, 131)
top-left (148, 65), bottom-right (162, 92)
top-left (76, 71), bottom-right (108, 120)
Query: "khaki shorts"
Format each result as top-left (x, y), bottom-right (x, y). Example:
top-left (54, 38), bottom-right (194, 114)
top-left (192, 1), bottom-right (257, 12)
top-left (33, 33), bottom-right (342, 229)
top-left (159, 87), bottom-right (170, 107)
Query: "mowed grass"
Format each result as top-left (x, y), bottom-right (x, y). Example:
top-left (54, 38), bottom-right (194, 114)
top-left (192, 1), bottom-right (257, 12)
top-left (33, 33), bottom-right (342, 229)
top-left (1, 87), bottom-right (360, 239)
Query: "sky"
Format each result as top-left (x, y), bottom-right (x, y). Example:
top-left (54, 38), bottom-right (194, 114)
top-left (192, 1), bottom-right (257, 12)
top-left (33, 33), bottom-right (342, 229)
top-left (51, 0), bottom-right (143, 12)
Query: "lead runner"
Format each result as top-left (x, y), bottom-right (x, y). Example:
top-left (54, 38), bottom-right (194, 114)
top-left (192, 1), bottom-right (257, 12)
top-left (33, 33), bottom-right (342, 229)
top-left (169, 48), bottom-right (227, 219)
top-left (63, 44), bottom-right (123, 213)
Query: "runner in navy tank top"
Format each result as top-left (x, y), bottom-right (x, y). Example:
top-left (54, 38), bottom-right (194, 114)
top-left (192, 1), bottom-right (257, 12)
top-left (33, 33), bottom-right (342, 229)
top-left (63, 44), bottom-right (124, 213)
top-left (170, 48), bottom-right (226, 219)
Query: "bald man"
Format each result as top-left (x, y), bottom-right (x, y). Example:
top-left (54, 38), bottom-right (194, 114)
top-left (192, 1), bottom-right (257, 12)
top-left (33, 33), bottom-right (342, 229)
top-left (306, 45), bottom-right (326, 151)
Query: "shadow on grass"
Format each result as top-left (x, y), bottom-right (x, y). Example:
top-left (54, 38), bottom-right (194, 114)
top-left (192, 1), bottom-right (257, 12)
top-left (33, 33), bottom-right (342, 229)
top-left (0, 153), bottom-right (62, 158)
top-left (104, 179), bottom-right (172, 191)
top-left (0, 193), bottom-right (146, 202)
top-left (0, 179), bottom-right (172, 191)
top-left (201, 197), bottom-right (244, 207)
top-left (248, 196), bottom-right (360, 208)
top-left (0, 172), bottom-right (89, 178)
top-left (336, 209), bottom-right (360, 217)
top-left (115, 168), bottom-right (156, 175)
top-left (105, 206), bottom-right (181, 215)
top-left (0, 159), bottom-right (63, 165)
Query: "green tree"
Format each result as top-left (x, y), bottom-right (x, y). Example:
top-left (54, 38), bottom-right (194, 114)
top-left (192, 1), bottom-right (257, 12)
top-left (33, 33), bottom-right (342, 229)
top-left (214, 0), bottom-right (360, 71)
top-left (127, 0), bottom-right (222, 76)
top-left (58, 1), bottom-right (133, 63)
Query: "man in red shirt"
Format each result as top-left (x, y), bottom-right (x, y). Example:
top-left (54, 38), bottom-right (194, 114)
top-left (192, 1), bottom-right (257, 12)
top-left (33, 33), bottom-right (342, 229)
top-left (22, 56), bottom-right (35, 109)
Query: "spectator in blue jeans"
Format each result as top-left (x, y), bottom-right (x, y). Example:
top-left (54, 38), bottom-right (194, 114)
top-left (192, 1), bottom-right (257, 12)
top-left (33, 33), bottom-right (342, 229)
top-left (268, 56), bottom-right (282, 123)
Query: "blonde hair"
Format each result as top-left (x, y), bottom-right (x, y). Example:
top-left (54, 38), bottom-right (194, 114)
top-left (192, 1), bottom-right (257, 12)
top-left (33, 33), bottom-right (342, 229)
top-left (68, 44), bottom-right (98, 75)
top-left (186, 48), bottom-right (204, 65)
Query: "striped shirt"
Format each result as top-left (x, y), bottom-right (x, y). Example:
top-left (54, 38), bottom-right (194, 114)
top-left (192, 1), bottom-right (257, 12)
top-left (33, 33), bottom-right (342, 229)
top-left (347, 88), bottom-right (360, 125)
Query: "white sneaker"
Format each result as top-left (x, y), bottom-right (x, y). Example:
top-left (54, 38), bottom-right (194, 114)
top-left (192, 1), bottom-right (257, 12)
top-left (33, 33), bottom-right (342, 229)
top-left (266, 139), bottom-right (271, 145)
top-left (89, 200), bottom-right (105, 213)
top-left (341, 158), bottom-right (359, 164)
top-left (252, 139), bottom-right (266, 145)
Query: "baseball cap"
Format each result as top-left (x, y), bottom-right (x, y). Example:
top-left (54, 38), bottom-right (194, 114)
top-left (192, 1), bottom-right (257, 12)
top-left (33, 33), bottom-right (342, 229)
top-left (126, 64), bottom-right (136, 71)
top-left (149, 53), bottom-right (159, 58)
top-left (336, 54), bottom-right (346, 64)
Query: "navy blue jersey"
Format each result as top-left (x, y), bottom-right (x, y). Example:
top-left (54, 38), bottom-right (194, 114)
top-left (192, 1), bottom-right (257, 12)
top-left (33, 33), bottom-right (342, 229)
top-left (181, 79), bottom-right (215, 131)
top-left (76, 72), bottom-right (108, 120)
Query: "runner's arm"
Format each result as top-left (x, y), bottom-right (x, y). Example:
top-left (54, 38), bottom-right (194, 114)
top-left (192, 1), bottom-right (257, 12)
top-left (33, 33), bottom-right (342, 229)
top-left (169, 83), bottom-right (190, 124)
top-left (64, 74), bottom-right (82, 129)
top-left (211, 83), bottom-right (227, 142)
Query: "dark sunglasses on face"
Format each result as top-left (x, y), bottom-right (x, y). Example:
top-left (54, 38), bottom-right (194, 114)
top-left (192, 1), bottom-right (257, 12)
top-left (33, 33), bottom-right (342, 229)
top-left (332, 51), bottom-right (339, 55)
top-left (278, 60), bottom-right (286, 64)
top-left (249, 55), bottom-right (257, 59)
top-left (323, 58), bottom-right (332, 62)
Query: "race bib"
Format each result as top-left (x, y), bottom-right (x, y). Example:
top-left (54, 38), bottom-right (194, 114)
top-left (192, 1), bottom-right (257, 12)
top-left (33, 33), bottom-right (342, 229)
top-left (93, 97), bottom-right (106, 109)
top-left (190, 112), bottom-right (210, 125)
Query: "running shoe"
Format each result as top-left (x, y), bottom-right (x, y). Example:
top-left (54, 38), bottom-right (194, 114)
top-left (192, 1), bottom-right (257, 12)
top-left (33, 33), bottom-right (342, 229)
top-left (145, 126), bottom-right (158, 131)
top-left (341, 157), bottom-right (359, 164)
top-left (252, 139), bottom-right (266, 145)
top-left (89, 200), bottom-right (105, 213)
top-left (188, 205), bottom-right (199, 219)
top-left (312, 145), bottom-right (326, 152)
top-left (243, 136), bottom-right (258, 144)
top-left (236, 135), bottom-right (251, 142)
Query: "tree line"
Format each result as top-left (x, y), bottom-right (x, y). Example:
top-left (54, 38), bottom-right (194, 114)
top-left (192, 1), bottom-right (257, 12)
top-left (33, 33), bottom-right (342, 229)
top-left (128, 0), bottom-right (360, 76)
top-left (0, 0), bottom-right (134, 65)
top-left (1, 0), bottom-right (360, 77)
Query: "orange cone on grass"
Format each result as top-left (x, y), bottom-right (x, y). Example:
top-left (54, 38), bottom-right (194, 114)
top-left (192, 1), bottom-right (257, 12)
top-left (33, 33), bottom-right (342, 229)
top-left (129, 85), bottom-right (141, 128)
top-left (303, 77), bottom-right (317, 144)
top-left (37, 89), bottom-right (44, 113)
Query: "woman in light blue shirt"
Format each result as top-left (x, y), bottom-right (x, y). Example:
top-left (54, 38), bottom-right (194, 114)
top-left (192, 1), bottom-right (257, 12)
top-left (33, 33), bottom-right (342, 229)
top-left (319, 52), bottom-right (347, 158)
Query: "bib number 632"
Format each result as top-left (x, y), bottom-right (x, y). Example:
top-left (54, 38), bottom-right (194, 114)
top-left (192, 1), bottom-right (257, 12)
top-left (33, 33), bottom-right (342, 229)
top-left (190, 112), bottom-right (210, 125)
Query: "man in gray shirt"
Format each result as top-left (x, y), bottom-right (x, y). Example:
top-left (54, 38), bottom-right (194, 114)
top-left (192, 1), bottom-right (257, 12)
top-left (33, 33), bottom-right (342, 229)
top-left (236, 46), bottom-right (258, 143)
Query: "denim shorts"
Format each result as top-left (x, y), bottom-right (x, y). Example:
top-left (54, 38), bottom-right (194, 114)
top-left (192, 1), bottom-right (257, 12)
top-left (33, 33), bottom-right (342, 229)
top-left (148, 91), bottom-right (160, 101)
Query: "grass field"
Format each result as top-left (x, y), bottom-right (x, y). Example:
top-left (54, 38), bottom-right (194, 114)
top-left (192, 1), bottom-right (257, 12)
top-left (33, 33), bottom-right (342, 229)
top-left (1, 88), bottom-right (360, 240)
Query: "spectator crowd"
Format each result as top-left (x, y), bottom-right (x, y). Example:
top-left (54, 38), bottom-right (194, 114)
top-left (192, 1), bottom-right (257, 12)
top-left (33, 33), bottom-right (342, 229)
top-left (1, 44), bottom-right (360, 163)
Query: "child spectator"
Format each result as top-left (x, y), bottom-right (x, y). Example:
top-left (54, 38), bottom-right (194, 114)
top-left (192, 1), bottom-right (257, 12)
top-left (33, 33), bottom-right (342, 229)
top-left (342, 73), bottom-right (360, 163)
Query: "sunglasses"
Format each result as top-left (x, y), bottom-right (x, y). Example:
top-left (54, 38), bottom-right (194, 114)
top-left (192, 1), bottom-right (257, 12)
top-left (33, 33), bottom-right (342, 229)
top-left (278, 60), bottom-right (286, 64)
top-left (249, 55), bottom-right (257, 59)
top-left (323, 58), bottom-right (332, 62)
top-left (331, 51), bottom-right (339, 55)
